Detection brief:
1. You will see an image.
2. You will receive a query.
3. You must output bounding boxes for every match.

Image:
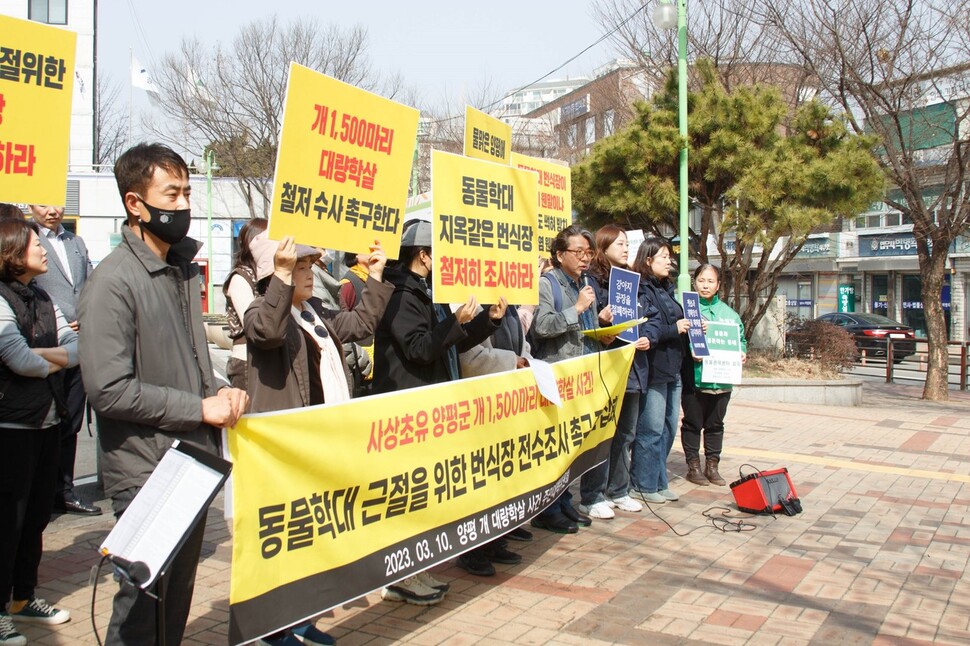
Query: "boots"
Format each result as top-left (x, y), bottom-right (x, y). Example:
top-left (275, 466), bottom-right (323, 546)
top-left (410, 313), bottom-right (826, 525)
top-left (705, 457), bottom-right (726, 486)
top-left (686, 458), bottom-right (709, 486)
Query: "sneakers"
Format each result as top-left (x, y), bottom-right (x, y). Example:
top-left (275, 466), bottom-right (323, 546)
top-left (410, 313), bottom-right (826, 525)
top-left (578, 501), bottom-right (615, 519)
top-left (457, 552), bottom-right (496, 577)
top-left (638, 491), bottom-right (667, 504)
top-left (291, 622), bottom-right (336, 646)
top-left (381, 576), bottom-right (444, 605)
top-left (9, 598), bottom-right (70, 625)
top-left (0, 614), bottom-right (26, 646)
top-left (658, 488), bottom-right (679, 501)
top-left (414, 571), bottom-right (450, 593)
top-left (609, 495), bottom-right (643, 512)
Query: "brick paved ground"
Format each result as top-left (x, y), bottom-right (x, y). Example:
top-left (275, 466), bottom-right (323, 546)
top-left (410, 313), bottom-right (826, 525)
top-left (16, 381), bottom-right (970, 645)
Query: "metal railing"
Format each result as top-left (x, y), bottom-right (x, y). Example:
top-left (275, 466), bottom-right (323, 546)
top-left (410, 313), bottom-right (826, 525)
top-left (860, 337), bottom-right (969, 390)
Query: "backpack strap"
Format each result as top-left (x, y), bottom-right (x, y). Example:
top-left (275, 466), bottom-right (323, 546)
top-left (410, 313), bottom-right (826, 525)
top-left (542, 272), bottom-right (563, 312)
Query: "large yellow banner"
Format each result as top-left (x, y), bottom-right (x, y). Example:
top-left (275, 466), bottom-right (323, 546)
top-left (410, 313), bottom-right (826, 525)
top-left (269, 63), bottom-right (420, 259)
top-left (463, 105), bottom-right (512, 165)
top-left (0, 15), bottom-right (76, 205)
top-left (510, 153), bottom-right (572, 256)
top-left (431, 150), bottom-right (539, 305)
top-left (228, 345), bottom-right (634, 645)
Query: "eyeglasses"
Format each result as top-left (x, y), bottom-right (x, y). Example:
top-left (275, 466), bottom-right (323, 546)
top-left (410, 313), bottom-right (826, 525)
top-left (563, 249), bottom-right (593, 260)
top-left (300, 310), bottom-right (329, 338)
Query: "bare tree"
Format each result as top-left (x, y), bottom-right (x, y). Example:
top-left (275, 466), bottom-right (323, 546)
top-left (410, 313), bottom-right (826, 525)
top-left (148, 16), bottom-right (401, 218)
top-left (593, 0), bottom-right (814, 107)
top-left (411, 80), bottom-right (505, 194)
top-left (760, 0), bottom-right (970, 401)
top-left (93, 73), bottom-right (127, 169)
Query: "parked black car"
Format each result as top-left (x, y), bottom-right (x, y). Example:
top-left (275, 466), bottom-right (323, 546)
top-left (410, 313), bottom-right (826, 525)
top-left (815, 312), bottom-right (917, 363)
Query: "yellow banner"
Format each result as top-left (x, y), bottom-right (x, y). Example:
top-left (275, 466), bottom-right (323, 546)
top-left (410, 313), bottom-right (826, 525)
top-left (228, 345), bottom-right (634, 644)
top-left (269, 63), bottom-right (420, 259)
top-left (463, 105), bottom-right (512, 165)
top-left (510, 153), bottom-right (572, 256)
top-left (431, 150), bottom-right (539, 305)
top-left (0, 15), bottom-right (76, 205)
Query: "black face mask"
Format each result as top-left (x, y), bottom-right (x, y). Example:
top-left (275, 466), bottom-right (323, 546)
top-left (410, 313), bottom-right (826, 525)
top-left (136, 196), bottom-right (191, 245)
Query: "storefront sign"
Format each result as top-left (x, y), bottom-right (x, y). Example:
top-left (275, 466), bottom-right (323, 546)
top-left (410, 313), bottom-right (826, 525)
top-left (838, 285), bottom-right (855, 313)
top-left (859, 233), bottom-right (956, 257)
top-left (560, 95), bottom-right (589, 121)
top-left (796, 236), bottom-right (836, 258)
top-left (786, 299), bottom-right (812, 308)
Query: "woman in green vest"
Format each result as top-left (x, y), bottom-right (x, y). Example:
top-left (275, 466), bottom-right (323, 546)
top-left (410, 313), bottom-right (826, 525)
top-left (682, 264), bottom-right (747, 486)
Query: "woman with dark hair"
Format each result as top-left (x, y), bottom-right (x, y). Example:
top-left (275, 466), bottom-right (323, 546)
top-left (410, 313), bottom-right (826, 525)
top-left (681, 264), bottom-right (746, 486)
top-left (578, 224), bottom-right (652, 520)
top-left (223, 218), bottom-right (268, 389)
top-left (0, 219), bottom-right (76, 644)
top-left (629, 238), bottom-right (691, 504)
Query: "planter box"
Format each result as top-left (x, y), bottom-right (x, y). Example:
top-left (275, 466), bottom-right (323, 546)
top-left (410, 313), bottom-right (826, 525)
top-left (733, 378), bottom-right (863, 406)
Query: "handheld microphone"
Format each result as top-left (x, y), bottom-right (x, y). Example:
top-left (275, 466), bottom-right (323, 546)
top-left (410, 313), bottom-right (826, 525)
top-left (102, 551), bottom-right (151, 585)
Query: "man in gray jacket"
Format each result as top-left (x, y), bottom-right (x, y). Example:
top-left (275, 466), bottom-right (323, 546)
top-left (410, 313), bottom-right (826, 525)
top-left (29, 203), bottom-right (101, 515)
top-left (78, 143), bottom-right (248, 645)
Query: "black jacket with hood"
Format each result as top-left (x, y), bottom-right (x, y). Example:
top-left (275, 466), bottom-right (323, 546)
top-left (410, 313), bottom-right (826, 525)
top-left (372, 267), bottom-right (499, 393)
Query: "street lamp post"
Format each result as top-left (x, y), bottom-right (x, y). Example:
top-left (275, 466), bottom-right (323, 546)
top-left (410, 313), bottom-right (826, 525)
top-left (653, 0), bottom-right (691, 296)
top-left (201, 149), bottom-right (216, 313)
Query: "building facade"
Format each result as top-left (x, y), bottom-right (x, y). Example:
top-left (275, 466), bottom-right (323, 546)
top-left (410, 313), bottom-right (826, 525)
top-left (1, 0), bottom-right (96, 168)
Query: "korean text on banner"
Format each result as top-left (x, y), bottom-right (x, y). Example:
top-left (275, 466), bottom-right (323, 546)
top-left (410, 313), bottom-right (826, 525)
top-left (227, 345), bottom-right (635, 645)
top-left (510, 152), bottom-right (571, 256)
top-left (431, 150), bottom-right (539, 305)
top-left (269, 62), bottom-right (420, 259)
top-left (700, 321), bottom-right (742, 384)
top-left (682, 291), bottom-right (710, 357)
top-left (463, 105), bottom-right (512, 165)
top-left (0, 15), bottom-right (76, 206)
top-left (609, 267), bottom-right (641, 343)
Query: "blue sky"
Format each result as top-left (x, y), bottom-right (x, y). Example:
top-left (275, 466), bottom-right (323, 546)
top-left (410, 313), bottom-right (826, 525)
top-left (101, 0), bottom-right (624, 110)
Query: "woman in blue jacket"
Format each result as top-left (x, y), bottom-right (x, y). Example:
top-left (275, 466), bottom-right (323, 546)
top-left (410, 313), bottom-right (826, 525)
top-left (630, 238), bottom-right (691, 504)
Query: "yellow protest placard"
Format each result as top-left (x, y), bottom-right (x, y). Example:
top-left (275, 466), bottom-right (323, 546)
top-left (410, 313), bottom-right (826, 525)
top-left (227, 345), bottom-right (634, 644)
top-left (463, 105), bottom-right (512, 165)
top-left (431, 150), bottom-right (539, 305)
top-left (269, 63), bottom-right (420, 259)
top-left (0, 15), bottom-right (76, 206)
top-left (510, 152), bottom-right (572, 256)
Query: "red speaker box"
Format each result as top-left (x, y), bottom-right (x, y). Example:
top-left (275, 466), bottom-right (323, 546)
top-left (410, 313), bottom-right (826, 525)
top-left (729, 467), bottom-right (802, 516)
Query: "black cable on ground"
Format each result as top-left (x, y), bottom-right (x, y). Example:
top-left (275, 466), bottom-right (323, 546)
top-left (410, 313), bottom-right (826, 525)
top-left (90, 554), bottom-right (110, 646)
top-left (633, 491), bottom-right (767, 535)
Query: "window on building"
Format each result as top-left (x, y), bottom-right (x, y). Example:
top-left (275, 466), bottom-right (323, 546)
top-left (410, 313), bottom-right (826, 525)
top-left (855, 211), bottom-right (905, 228)
top-left (29, 0), bottom-right (68, 24)
top-left (585, 117), bottom-right (595, 146)
top-left (603, 109), bottom-right (615, 136)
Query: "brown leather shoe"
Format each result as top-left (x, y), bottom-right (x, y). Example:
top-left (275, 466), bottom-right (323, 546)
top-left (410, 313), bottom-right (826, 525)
top-left (686, 458), bottom-right (709, 486)
top-left (705, 457), bottom-right (726, 486)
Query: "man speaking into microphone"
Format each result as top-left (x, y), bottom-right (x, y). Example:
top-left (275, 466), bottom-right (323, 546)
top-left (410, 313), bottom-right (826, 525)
top-left (527, 225), bottom-right (614, 534)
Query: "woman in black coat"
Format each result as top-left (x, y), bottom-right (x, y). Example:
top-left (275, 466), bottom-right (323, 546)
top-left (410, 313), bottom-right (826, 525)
top-left (629, 238), bottom-right (691, 504)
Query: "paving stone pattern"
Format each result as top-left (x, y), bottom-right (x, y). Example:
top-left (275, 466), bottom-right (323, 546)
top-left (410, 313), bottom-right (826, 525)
top-left (18, 381), bottom-right (970, 645)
